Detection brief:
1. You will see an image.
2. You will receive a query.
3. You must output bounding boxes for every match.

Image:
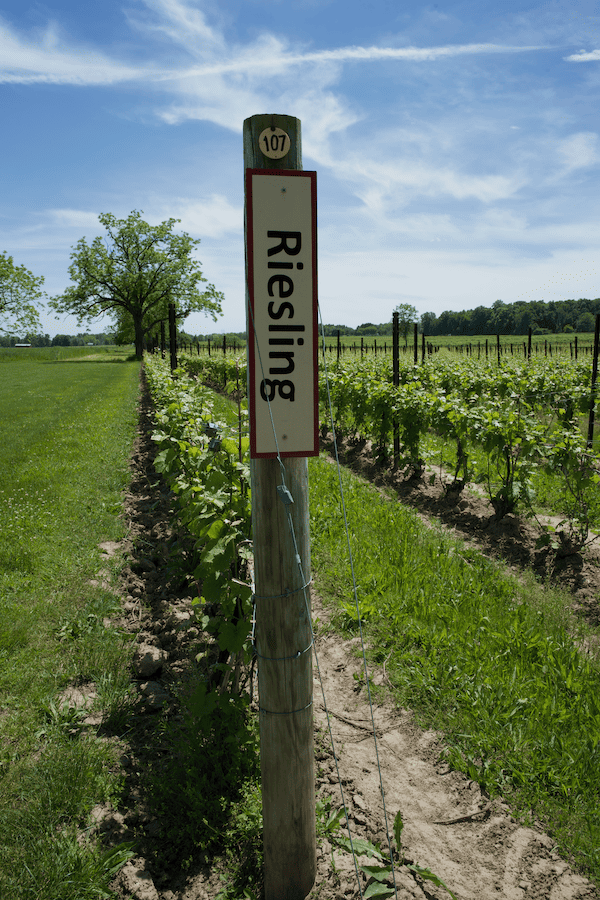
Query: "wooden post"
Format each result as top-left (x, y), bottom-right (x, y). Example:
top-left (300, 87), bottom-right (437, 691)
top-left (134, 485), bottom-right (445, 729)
top-left (587, 314), bottom-right (600, 448)
top-left (413, 322), bottom-right (418, 364)
top-left (392, 312), bottom-right (400, 465)
top-left (168, 302), bottom-right (177, 371)
top-left (528, 327), bottom-right (532, 360)
top-left (244, 113), bottom-right (316, 900)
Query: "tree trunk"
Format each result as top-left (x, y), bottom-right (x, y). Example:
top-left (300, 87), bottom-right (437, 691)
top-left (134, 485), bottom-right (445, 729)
top-left (133, 314), bottom-right (145, 359)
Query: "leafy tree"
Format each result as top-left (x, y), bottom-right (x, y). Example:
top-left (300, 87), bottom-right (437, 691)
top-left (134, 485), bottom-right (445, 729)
top-left (393, 303), bottom-right (418, 346)
top-left (50, 211), bottom-right (224, 358)
top-left (0, 252), bottom-right (44, 336)
top-left (420, 311), bottom-right (437, 334)
top-left (576, 311), bottom-right (596, 333)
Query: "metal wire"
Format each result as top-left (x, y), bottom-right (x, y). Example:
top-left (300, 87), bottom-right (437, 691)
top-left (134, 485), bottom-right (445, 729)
top-left (318, 306), bottom-right (399, 898)
top-left (247, 298), bottom-right (366, 898)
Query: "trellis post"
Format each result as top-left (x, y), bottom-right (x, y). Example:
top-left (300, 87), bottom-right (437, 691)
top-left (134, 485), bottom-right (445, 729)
top-left (587, 313), bottom-right (600, 448)
top-left (244, 113), bottom-right (317, 900)
top-left (168, 302), bottom-right (177, 371)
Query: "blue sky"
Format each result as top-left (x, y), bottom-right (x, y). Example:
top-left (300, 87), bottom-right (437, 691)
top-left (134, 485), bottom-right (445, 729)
top-left (2, 0), bottom-right (600, 336)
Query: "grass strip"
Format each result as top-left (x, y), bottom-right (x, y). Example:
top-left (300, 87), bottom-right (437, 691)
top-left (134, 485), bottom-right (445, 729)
top-left (308, 454), bottom-right (600, 884)
top-left (0, 351), bottom-right (140, 899)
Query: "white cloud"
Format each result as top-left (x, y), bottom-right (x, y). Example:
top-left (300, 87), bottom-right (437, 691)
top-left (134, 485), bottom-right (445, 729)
top-left (48, 209), bottom-right (103, 229)
top-left (162, 196), bottom-right (242, 238)
top-left (557, 132), bottom-right (600, 170)
top-left (0, 16), bottom-right (149, 85)
top-left (564, 48), bottom-right (600, 61)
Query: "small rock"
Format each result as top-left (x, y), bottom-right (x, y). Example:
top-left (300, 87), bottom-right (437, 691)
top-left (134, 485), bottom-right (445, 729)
top-left (140, 681), bottom-right (169, 710)
top-left (135, 644), bottom-right (165, 677)
top-left (120, 862), bottom-right (160, 900)
top-left (353, 794), bottom-right (366, 811)
top-left (99, 541), bottom-right (121, 557)
top-left (99, 811), bottom-right (125, 833)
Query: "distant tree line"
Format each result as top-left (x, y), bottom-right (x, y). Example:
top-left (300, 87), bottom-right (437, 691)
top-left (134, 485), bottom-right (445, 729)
top-left (0, 332), bottom-right (116, 348)
top-left (322, 297), bottom-right (600, 337)
top-left (420, 297), bottom-right (600, 336)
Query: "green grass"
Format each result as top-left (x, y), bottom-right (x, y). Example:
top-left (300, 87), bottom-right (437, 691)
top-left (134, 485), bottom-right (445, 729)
top-left (0, 353), bottom-right (140, 898)
top-left (0, 344), bottom-right (133, 363)
top-left (308, 453), bottom-right (600, 885)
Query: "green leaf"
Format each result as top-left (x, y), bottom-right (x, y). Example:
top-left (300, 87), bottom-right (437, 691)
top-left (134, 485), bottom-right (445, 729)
top-left (360, 864), bottom-right (393, 881)
top-left (364, 882), bottom-right (396, 899)
top-left (324, 807), bottom-right (345, 833)
top-left (200, 571), bottom-right (225, 603)
top-left (218, 619), bottom-right (252, 653)
top-left (207, 518), bottom-right (228, 540)
top-left (334, 836), bottom-right (383, 860)
top-left (407, 863), bottom-right (459, 900)
top-left (393, 810), bottom-right (404, 852)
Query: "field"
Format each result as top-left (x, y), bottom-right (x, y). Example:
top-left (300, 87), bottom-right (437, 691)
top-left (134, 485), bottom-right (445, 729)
top-left (2, 345), bottom-right (600, 899)
top-left (0, 347), bottom-right (140, 898)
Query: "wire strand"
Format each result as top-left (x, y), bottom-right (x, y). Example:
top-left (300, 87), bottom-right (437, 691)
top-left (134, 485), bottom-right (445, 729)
top-left (318, 305), bottom-right (399, 898)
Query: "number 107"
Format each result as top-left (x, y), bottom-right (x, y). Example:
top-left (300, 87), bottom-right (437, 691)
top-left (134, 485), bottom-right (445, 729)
top-left (263, 133), bottom-right (289, 153)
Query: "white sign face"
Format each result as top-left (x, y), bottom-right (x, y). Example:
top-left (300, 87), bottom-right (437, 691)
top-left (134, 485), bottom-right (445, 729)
top-left (258, 127), bottom-right (291, 159)
top-left (245, 170), bottom-right (318, 458)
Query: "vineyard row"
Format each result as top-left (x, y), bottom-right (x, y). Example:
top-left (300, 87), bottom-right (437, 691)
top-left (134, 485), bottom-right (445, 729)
top-left (171, 350), bottom-right (600, 550)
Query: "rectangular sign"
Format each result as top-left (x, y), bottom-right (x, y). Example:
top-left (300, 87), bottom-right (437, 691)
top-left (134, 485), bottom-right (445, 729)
top-left (245, 169), bottom-right (318, 458)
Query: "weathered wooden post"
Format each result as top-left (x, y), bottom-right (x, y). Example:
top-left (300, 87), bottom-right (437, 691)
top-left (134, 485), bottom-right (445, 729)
top-left (244, 113), bottom-right (317, 900)
top-left (413, 322), bottom-right (418, 364)
top-left (168, 302), bottom-right (177, 371)
top-left (587, 313), bottom-right (600, 448)
top-left (392, 312), bottom-right (400, 465)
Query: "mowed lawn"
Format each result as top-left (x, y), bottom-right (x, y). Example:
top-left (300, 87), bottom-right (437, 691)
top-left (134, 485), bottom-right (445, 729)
top-left (0, 349), bottom-right (140, 899)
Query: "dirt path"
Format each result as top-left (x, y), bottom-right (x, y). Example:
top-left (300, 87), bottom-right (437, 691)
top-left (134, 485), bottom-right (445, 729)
top-left (105, 381), bottom-right (599, 900)
top-left (306, 592), bottom-right (598, 899)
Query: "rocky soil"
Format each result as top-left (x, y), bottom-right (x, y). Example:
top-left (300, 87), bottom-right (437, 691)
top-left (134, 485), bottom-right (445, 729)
top-left (84, 379), bottom-right (600, 900)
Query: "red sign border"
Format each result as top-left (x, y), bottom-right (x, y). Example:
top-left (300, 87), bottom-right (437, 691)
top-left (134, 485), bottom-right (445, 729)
top-left (245, 168), bottom-right (319, 459)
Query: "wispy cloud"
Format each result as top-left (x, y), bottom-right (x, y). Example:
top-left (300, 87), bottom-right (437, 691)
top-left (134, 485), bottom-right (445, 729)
top-left (0, 0), bottom-right (549, 88)
top-left (564, 48), bottom-right (600, 61)
top-left (160, 196), bottom-right (242, 238)
top-left (165, 41), bottom-right (549, 80)
top-left (557, 132), bottom-right (600, 170)
top-left (0, 16), bottom-right (148, 85)
top-left (48, 209), bottom-right (103, 229)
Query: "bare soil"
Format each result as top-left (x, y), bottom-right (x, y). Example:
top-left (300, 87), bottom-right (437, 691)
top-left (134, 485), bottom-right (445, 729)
top-left (95, 380), bottom-right (599, 900)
